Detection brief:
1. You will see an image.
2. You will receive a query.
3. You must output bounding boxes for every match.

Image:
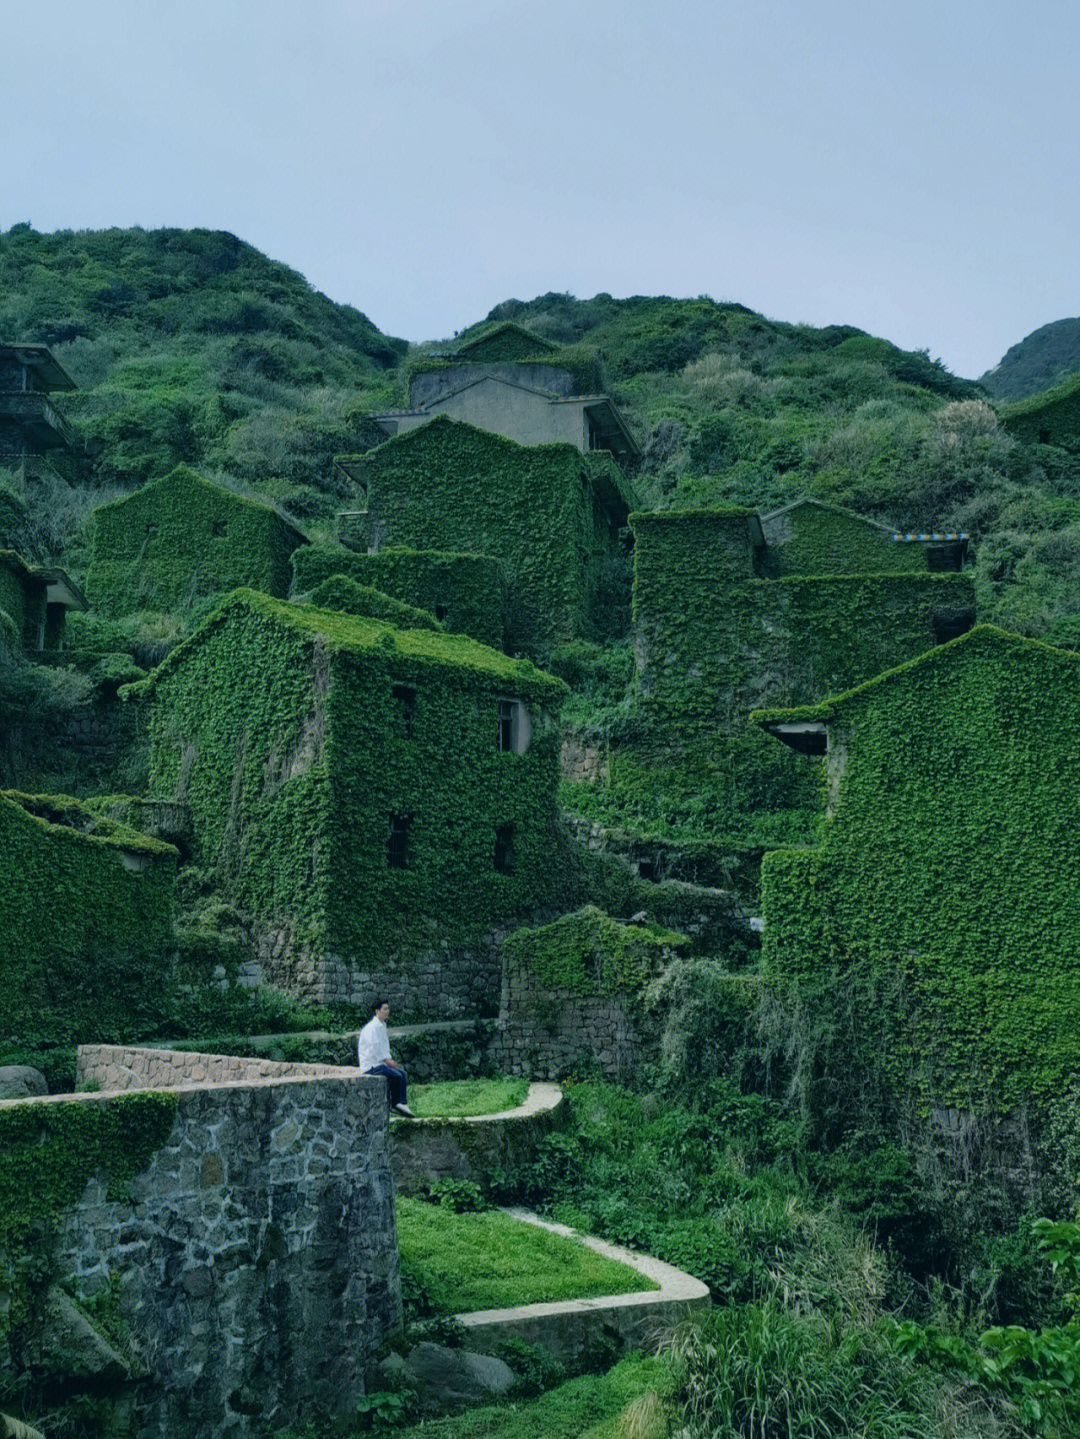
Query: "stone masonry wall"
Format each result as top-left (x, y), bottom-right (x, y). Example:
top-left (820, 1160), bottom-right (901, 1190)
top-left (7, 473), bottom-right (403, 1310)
top-left (487, 953), bottom-right (642, 1082)
top-left (42, 1046), bottom-right (401, 1437)
top-left (250, 922), bottom-right (502, 1022)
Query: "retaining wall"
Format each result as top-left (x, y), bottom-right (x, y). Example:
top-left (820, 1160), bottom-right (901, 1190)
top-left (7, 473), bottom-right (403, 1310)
top-left (390, 1083), bottom-right (563, 1193)
top-left (12, 1046), bottom-right (402, 1438)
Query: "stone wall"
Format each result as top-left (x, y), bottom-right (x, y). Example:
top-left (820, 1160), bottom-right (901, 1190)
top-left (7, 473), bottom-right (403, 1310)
top-left (28, 1046), bottom-right (401, 1437)
top-left (390, 1085), bottom-right (564, 1194)
top-left (249, 921), bottom-right (502, 1021)
top-left (488, 989), bottom-right (641, 1082)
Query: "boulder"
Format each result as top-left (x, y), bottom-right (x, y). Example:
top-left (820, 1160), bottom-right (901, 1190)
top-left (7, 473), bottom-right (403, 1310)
top-left (402, 1341), bottom-right (514, 1411)
top-left (0, 1067), bottom-right (47, 1101)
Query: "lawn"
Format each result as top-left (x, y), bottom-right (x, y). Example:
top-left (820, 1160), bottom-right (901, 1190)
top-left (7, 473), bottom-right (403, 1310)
top-left (407, 1077), bottom-right (529, 1118)
top-left (395, 1198), bottom-right (658, 1313)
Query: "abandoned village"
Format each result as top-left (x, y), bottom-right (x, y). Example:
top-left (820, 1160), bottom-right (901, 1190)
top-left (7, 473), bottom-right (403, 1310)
top-left (3, 289), bottom-right (1080, 1439)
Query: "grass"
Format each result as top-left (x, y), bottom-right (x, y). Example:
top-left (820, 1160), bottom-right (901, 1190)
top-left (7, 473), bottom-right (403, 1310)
top-left (395, 1353), bottom-right (671, 1439)
top-left (395, 1198), bottom-right (658, 1313)
top-left (408, 1077), bottom-right (530, 1118)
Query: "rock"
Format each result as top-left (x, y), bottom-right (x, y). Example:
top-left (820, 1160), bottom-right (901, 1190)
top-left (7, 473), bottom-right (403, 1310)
top-left (403, 1341), bottom-right (514, 1411)
top-left (35, 1289), bottom-right (129, 1380)
top-left (0, 1067), bottom-right (47, 1101)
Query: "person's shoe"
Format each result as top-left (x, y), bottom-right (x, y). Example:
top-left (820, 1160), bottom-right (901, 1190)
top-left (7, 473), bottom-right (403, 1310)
top-left (393, 1103), bottom-right (416, 1118)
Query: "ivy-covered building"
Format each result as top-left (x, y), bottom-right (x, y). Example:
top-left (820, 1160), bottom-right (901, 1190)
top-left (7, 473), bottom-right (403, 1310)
top-left (0, 791), bottom-right (177, 1049)
top-left (293, 543), bottom-right (505, 649)
top-left (630, 502), bottom-right (974, 734)
top-left (1000, 372), bottom-right (1080, 450)
top-left (369, 322), bottom-right (640, 474)
top-left (757, 626), bottom-right (1080, 1122)
top-left (0, 550), bottom-right (87, 654)
top-left (85, 465), bottom-right (308, 617)
top-left (334, 416), bottom-right (633, 654)
top-left (138, 590), bottom-right (567, 1017)
top-left (0, 342), bottom-right (82, 485)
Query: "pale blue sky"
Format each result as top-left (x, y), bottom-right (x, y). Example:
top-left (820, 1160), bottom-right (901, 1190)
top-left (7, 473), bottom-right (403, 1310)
top-left (3, 0), bottom-right (1077, 377)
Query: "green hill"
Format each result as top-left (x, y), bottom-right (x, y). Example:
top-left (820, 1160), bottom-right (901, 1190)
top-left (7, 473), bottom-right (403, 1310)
top-left (980, 316), bottom-right (1080, 402)
top-left (0, 225), bottom-right (406, 528)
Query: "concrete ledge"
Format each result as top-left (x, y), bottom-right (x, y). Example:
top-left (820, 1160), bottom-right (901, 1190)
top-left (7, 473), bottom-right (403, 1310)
top-left (390, 1083), bottom-right (563, 1193)
top-left (456, 1209), bottom-right (710, 1364)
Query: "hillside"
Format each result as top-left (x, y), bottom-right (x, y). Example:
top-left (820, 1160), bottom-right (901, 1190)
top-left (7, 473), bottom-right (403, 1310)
top-left (980, 315), bottom-right (1080, 402)
top-left (0, 225), bottom-right (406, 543)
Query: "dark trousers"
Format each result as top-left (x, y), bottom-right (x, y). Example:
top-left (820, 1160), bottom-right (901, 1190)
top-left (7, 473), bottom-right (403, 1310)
top-left (367, 1063), bottom-right (408, 1106)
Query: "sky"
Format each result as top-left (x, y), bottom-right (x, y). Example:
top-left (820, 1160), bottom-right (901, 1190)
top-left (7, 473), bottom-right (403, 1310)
top-left (3, 0), bottom-right (1078, 378)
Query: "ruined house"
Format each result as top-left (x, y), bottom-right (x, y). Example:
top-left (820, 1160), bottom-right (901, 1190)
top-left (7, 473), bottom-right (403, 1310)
top-left (757, 625), bottom-right (1080, 1122)
top-left (630, 499), bottom-right (974, 734)
top-left (368, 322), bottom-right (640, 474)
top-left (137, 589), bottom-right (566, 1017)
top-left (0, 549), bottom-right (86, 653)
top-left (0, 343), bottom-right (81, 485)
top-left (85, 465), bottom-right (308, 617)
top-left (334, 416), bottom-right (633, 654)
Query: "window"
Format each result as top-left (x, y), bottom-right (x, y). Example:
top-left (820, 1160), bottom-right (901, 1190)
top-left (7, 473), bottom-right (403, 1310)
top-left (494, 823), bottom-right (514, 874)
top-left (435, 604), bottom-right (448, 622)
top-left (497, 699), bottom-right (515, 752)
top-left (1039, 428), bottom-right (1051, 445)
top-left (392, 683), bottom-right (416, 739)
top-left (212, 518), bottom-right (227, 538)
top-left (932, 607), bottom-right (974, 646)
top-left (387, 814), bottom-right (411, 869)
top-left (496, 698), bottom-right (532, 754)
top-left (927, 546), bottom-right (962, 573)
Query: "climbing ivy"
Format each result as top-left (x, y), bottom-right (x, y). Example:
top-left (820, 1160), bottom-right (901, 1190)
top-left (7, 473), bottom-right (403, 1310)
top-left (336, 417), bottom-right (631, 654)
top-left (758, 625), bottom-right (1080, 1117)
top-left (1001, 372), bottom-right (1080, 450)
top-left (0, 791), bottom-right (176, 1048)
top-left (85, 465), bottom-right (307, 617)
top-left (293, 543), bottom-right (504, 648)
top-left (503, 905), bottom-right (689, 999)
top-left (306, 575), bottom-right (442, 631)
top-left (0, 1092), bottom-right (178, 1356)
top-left (137, 589), bottom-right (566, 976)
top-left (758, 499), bottom-right (928, 578)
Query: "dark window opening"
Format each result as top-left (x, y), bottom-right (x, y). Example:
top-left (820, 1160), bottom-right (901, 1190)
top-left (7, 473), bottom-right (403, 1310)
top-left (212, 518), bottom-right (227, 538)
top-left (637, 858), bottom-right (657, 882)
top-left (388, 814), bottom-right (411, 869)
top-left (927, 545), bottom-right (962, 573)
top-left (932, 608), bottom-right (974, 646)
top-left (392, 683), bottom-right (416, 739)
top-left (145, 522), bottom-right (157, 538)
top-left (1039, 428), bottom-right (1051, 445)
top-left (435, 604), bottom-right (448, 622)
top-left (497, 699), bottom-right (515, 752)
top-left (494, 823), bottom-right (514, 874)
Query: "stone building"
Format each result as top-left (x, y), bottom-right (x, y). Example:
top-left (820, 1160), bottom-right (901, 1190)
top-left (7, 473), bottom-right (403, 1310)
top-left (758, 625), bottom-right (1080, 1123)
top-left (0, 792), bottom-right (177, 1050)
top-left (630, 500), bottom-right (974, 735)
top-left (0, 343), bottom-right (81, 485)
top-left (334, 416), bottom-right (633, 655)
top-left (368, 322), bottom-right (640, 474)
top-left (85, 465), bottom-right (308, 617)
top-left (138, 589), bottom-right (566, 1017)
top-left (0, 549), bottom-right (86, 653)
top-left (1000, 371), bottom-right (1080, 450)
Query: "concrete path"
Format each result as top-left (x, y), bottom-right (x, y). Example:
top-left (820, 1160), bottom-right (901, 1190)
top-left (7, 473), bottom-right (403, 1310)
top-left (392, 1080), bottom-right (562, 1126)
top-left (455, 1208), bottom-right (711, 1364)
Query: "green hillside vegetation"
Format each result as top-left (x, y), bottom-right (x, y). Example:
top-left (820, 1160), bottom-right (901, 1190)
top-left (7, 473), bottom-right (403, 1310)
top-left (981, 316), bottom-right (1080, 402)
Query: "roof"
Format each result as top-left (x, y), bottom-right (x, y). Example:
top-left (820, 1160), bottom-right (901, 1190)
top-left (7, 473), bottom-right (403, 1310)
top-left (760, 496), bottom-right (898, 537)
top-left (754, 625), bottom-right (1075, 737)
top-left (450, 322), bottom-right (559, 361)
top-left (133, 589), bottom-right (567, 703)
top-left (336, 414), bottom-right (590, 482)
top-left (93, 466), bottom-right (309, 546)
top-left (2, 790), bottom-right (176, 859)
top-left (0, 550), bottom-right (87, 609)
top-left (0, 344), bottom-right (77, 392)
top-left (629, 506), bottom-right (765, 547)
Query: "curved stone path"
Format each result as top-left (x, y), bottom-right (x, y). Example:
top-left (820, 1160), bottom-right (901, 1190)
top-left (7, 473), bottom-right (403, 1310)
top-left (456, 1208), bottom-right (711, 1364)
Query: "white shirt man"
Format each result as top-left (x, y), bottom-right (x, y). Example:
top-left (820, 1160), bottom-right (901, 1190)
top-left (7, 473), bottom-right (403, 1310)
top-left (357, 1001), bottom-right (414, 1117)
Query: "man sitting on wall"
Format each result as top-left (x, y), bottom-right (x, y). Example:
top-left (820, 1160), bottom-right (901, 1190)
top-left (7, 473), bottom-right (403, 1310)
top-left (357, 999), bottom-right (415, 1117)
